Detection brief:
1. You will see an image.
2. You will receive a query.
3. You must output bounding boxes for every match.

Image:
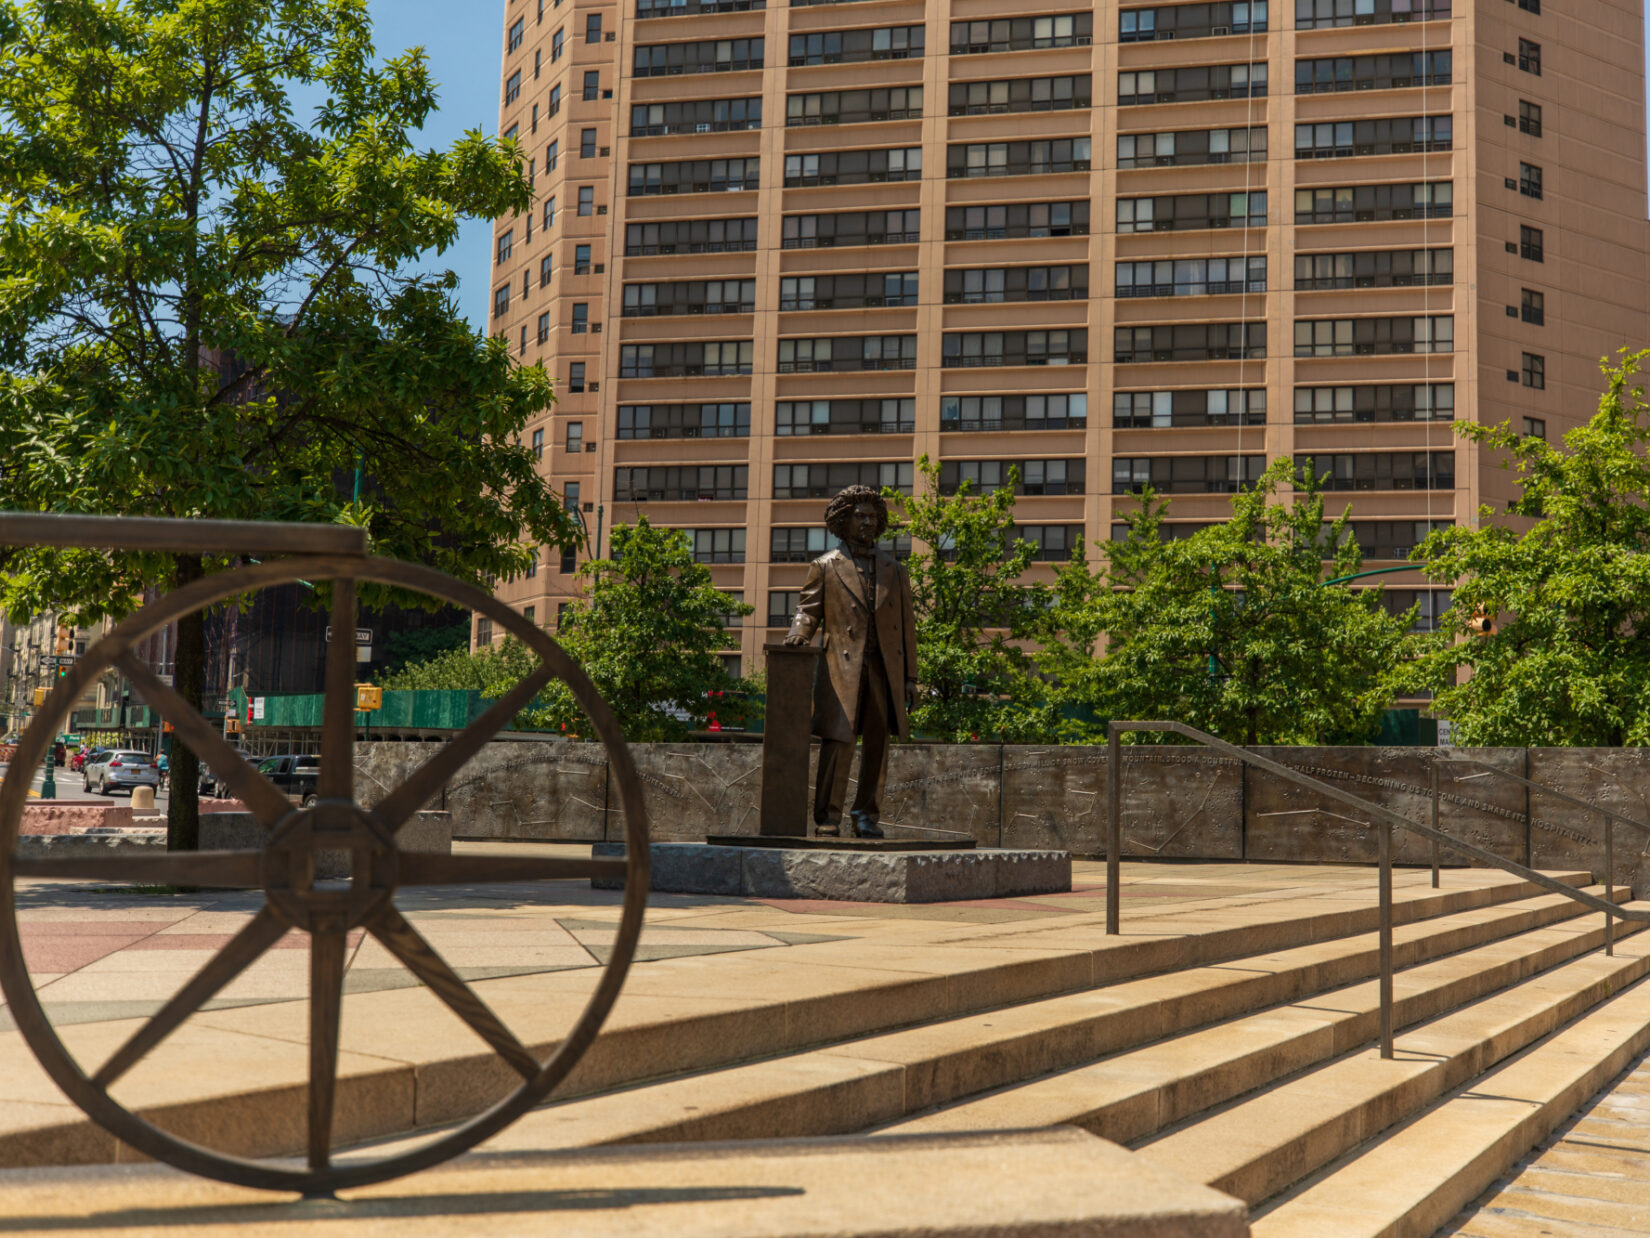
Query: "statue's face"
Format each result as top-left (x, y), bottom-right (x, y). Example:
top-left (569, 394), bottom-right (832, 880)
top-left (843, 501), bottom-right (881, 548)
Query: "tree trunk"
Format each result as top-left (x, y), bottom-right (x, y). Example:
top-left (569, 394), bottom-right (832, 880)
top-left (166, 554), bottom-right (205, 852)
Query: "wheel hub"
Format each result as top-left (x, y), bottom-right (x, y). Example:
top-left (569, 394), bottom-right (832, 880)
top-left (261, 801), bottom-right (398, 932)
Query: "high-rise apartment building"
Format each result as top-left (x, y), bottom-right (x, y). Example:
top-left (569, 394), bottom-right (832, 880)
top-left (488, 0), bottom-right (1650, 672)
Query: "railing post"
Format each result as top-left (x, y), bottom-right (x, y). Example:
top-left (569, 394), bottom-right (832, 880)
top-left (1605, 814), bottom-right (1614, 958)
top-left (1107, 723), bottom-right (1122, 936)
top-left (1379, 817), bottom-right (1394, 1060)
top-left (1429, 759), bottom-right (1440, 889)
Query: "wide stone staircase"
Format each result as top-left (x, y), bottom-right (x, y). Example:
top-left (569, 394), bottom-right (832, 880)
top-left (364, 869), bottom-right (1650, 1237)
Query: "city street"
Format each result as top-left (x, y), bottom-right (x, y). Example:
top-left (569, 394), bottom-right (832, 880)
top-left (0, 761), bottom-right (172, 811)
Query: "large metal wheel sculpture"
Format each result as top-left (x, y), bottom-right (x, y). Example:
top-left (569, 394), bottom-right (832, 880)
top-left (0, 515), bottom-right (650, 1193)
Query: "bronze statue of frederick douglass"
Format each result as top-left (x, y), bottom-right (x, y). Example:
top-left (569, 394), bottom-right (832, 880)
top-left (784, 485), bottom-right (918, 838)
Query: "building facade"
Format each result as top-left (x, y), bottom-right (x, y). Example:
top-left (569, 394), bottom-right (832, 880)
top-left (487, 0), bottom-right (1650, 671)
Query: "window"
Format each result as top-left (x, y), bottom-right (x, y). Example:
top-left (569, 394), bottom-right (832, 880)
top-left (628, 217), bottom-right (759, 255)
top-left (785, 87), bottom-right (924, 126)
top-left (943, 393), bottom-right (1088, 431)
top-left (950, 14), bottom-right (1093, 53)
top-left (630, 157), bottom-right (761, 195)
top-left (1117, 126), bottom-right (1267, 168)
top-left (780, 273), bottom-right (917, 310)
top-left (1114, 389), bottom-right (1265, 428)
top-left (775, 398), bottom-right (915, 435)
top-left (548, 84), bottom-right (561, 116)
top-left (786, 147), bottom-right (916, 186)
top-left (943, 265), bottom-right (1089, 304)
top-left (691, 528), bottom-right (746, 564)
top-left (1292, 316), bottom-right (1452, 357)
top-left (628, 279), bottom-right (758, 315)
top-left (771, 527), bottom-right (830, 563)
top-left (519, 324), bottom-right (527, 355)
top-left (1121, 1), bottom-right (1269, 40)
top-left (1116, 323), bottom-right (1266, 363)
top-left (571, 303), bottom-right (589, 334)
top-left (946, 138), bottom-right (1091, 178)
top-left (1294, 248), bottom-right (1452, 290)
top-left (768, 591), bottom-right (801, 628)
top-left (1294, 115), bottom-right (1452, 158)
top-left (777, 335), bottom-right (918, 372)
top-left (583, 71), bottom-right (600, 100)
top-left (635, 37), bottom-right (766, 75)
top-left (1112, 456), bottom-right (1266, 494)
top-left (505, 70), bottom-right (521, 104)
top-left (790, 25), bottom-right (925, 65)
top-left (564, 482), bottom-right (581, 510)
top-left (1295, 452), bottom-right (1455, 491)
top-left (946, 200), bottom-right (1090, 239)
top-left (509, 17), bottom-right (525, 51)
top-left (523, 605), bottom-right (536, 625)
top-left (535, 49), bottom-right (541, 78)
top-left (543, 196), bottom-right (556, 228)
top-left (569, 362), bottom-right (586, 392)
top-left (1116, 192), bottom-right (1267, 233)
top-left (476, 617), bottom-right (494, 647)
top-left (580, 128), bottom-right (597, 157)
top-left (496, 230), bottom-right (513, 265)
top-left (941, 330), bottom-right (1088, 367)
top-left (574, 243), bottom-right (591, 274)
top-left (615, 466), bottom-right (749, 502)
top-left (1519, 100), bottom-right (1542, 136)
top-left (1293, 181), bottom-right (1451, 224)
top-left (526, 555), bottom-right (538, 579)
top-left (539, 254), bottom-right (554, 287)
top-left (1518, 38), bottom-right (1540, 75)
top-left (560, 549), bottom-right (577, 573)
top-left (546, 139), bottom-right (559, 171)
top-left (537, 311), bottom-right (550, 343)
top-left (773, 462), bottom-right (914, 498)
top-left (577, 186), bottom-right (594, 215)
top-left (632, 97), bottom-right (762, 136)
top-left (1522, 353), bottom-right (1545, 388)
top-left (620, 341), bottom-right (755, 377)
top-left (1295, 0), bottom-right (1450, 27)
top-left (493, 284), bottom-right (510, 318)
top-left (1521, 289), bottom-right (1545, 325)
top-left (939, 459), bottom-right (1086, 496)
top-left (1118, 63), bottom-right (1267, 105)
top-left (1522, 416), bottom-right (1546, 439)
top-left (586, 12), bottom-right (602, 41)
top-left (1520, 225), bottom-right (1544, 261)
top-left (566, 422), bottom-right (583, 451)
top-left (1115, 257), bottom-right (1266, 298)
top-left (552, 27), bottom-right (564, 59)
top-left (1519, 163), bottom-right (1542, 199)
top-left (1295, 51), bottom-right (1453, 93)
top-left (946, 75), bottom-right (1092, 116)
top-left (503, 122), bottom-right (519, 143)
top-left (620, 403), bottom-right (751, 439)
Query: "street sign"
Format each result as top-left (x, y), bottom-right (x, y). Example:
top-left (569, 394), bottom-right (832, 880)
top-left (36, 655), bottom-right (74, 671)
top-left (325, 626), bottom-right (373, 645)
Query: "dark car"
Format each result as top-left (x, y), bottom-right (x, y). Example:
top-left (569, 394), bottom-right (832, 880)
top-left (254, 754), bottom-right (321, 806)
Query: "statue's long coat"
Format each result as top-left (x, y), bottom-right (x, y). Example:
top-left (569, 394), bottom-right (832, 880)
top-left (788, 547), bottom-right (918, 744)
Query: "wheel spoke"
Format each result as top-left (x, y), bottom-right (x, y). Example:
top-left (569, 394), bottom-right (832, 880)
top-left (318, 577), bottom-right (357, 803)
top-left (92, 907), bottom-right (288, 1089)
top-left (307, 926), bottom-right (347, 1171)
top-left (13, 850), bottom-right (264, 886)
top-left (370, 662), bottom-right (556, 832)
top-left (369, 906), bottom-right (539, 1079)
top-left (116, 654), bottom-right (291, 827)
top-left (396, 853), bottom-right (627, 886)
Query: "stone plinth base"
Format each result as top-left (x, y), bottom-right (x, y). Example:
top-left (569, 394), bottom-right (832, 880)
top-left (201, 811), bottom-right (452, 878)
top-left (594, 840), bottom-right (1070, 902)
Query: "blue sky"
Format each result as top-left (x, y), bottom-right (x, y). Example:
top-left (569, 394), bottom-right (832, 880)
top-left (364, 0), bottom-right (504, 330)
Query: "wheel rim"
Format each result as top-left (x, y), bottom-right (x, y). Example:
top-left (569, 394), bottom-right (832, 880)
top-left (0, 555), bottom-right (651, 1193)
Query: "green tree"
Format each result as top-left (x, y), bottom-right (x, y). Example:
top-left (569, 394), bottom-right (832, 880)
top-left (1087, 460), bottom-right (1414, 746)
top-left (376, 635), bottom-right (539, 696)
top-left (0, 0), bottom-right (576, 847)
top-left (531, 517), bottom-right (755, 741)
top-left (378, 619), bottom-right (471, 676)
top-left (887, 457), bottom-right (1058, 743)
top-left (1411, 350), bottom-right (1650, 745)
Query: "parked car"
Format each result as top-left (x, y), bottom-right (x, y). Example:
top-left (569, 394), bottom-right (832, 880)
top-left (70, 746), bottom-right (104, 773)
top-left (199, 748), bottom-right (252, 797)
top-left (83, 749), bottom-right (160, 796)
top-left (253, 754), bottom-right (321, 806)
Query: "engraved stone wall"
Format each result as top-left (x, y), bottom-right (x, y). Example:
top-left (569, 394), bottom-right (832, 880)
top-left (607, 743), bottom-right (763, 842)
top-left (1244, 747), bottom-right (1527, 865)
top-left (1527, 749), bottom-right (1650, 894)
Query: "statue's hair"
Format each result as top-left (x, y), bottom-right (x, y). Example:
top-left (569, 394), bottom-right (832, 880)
top-left (824, 485), bottom-right (889, 539)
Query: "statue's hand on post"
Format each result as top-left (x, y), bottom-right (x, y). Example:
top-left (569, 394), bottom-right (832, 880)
top-left (783, 627), bottom-right (809, 647)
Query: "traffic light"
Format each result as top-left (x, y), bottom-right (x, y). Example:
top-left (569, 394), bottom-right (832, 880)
top-left (31, 687), bottom-right (46, 707)
top-left (53, 625), bottom-right (71, 655)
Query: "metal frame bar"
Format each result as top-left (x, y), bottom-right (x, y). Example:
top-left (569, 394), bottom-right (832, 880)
top-left (0, 512), bottom-right (367, 556)
top-left (1106, 720), bottom-right (1648, 1063)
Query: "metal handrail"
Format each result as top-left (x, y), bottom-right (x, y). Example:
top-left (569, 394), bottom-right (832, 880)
top-left (1107, 721), bottom-right (1648, 1060)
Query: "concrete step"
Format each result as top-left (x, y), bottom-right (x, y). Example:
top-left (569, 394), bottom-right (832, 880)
top-left (353, 886), bottom-right (1622, 1159)
top-left (1136, 919), bottom-right (1650, 1209)
top-left (1252, 970), bottom-right (1650, 1237)
top-left (878, 889), bottom-right (1639, 1145)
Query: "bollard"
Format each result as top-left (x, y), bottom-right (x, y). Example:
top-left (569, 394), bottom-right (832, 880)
top-left (131, 785), bottom-right (157, 813)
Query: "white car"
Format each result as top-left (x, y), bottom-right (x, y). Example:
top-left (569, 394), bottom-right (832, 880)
top-left (83, 749), bottom-right (161, 796)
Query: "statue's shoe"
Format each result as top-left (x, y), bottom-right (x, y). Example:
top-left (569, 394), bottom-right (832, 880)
top-left (850, 813), bottom-right (884, 839)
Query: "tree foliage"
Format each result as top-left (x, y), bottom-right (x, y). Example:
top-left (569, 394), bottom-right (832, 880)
top-left (887, 457), bottom-right (1058, 742)
top-left (376, 635), bottom-right (538, 696)
top-left (1411, 350), bottom-right (1650, 745)
top-left (0, 0), bottom-right (575, 844)
top-left (1073, 461), bottom-right (1415, 745)
top-left (529, 517), bottom-right (755, 742)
